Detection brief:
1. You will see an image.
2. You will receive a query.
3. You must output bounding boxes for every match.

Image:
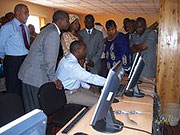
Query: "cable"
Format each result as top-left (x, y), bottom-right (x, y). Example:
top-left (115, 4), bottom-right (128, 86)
top-left (123, 125), bottom-right (152, 135)
top-left (104, 119), bottom-right (152, 135)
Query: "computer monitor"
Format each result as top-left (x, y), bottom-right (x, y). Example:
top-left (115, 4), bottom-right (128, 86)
top-left (128, 52), bottom-right (140, 80)
top-left (124, 56), bottom-right (145, 98)
top-left (0, 109), bottom-right (47, 135)
top-left (90, 61), bottom-right (125, 133)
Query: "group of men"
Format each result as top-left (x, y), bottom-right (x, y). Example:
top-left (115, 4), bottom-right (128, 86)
top-left (0, 3), bottom-right (157, 113)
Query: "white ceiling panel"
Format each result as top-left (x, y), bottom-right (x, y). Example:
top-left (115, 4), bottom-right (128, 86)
top-left (23, 0), bottom-right (159, 14)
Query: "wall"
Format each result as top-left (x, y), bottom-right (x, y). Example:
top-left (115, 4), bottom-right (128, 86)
top-left (0, 0), bottom-right (55, 24)
top-left (157, 0), bottom-right (180, 105)
top-left (0, 0), bottom-right (159, 29)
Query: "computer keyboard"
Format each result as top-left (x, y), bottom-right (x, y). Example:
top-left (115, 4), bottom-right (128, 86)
top-left (116, 84), bottom-right (127, 97)
top-left (61, 107), bottom-right (90, 134)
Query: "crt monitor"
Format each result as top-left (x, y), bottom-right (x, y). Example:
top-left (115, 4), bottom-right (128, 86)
top-left (90, 61), bottom-right (125, 133)
top-left (124, 56), bottom-right (145, 98)
top-left (0, 109), bottom-right (47, 135)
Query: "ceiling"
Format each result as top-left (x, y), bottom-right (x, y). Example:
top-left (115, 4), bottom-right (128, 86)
top-left (23, 0), bottom-right (159, 15)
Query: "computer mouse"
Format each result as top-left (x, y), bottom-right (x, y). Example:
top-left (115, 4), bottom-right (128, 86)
top-left (73, 132), bottom-right (88, 135)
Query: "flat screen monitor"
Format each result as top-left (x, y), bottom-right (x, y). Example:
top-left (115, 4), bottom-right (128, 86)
top-left (124, 56), bottom-right (145, 98)
top-left (0, 109), bottom-right (47, 135)
top-left (90, 61), bottom-right (124, 133)
top-left (128, 52), bottom-right (140, 80)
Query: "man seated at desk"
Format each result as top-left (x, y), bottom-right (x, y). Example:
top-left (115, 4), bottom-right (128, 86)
top-left (56, 40), bottom-right (106, 107)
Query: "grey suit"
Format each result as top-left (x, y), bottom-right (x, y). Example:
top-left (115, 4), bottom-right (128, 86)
top-left (18, 23), bottom-right (60, 112)
top-left (80, 28), bottom-right (104, 74)
top-left (18, 24), bottom-right (60, 88)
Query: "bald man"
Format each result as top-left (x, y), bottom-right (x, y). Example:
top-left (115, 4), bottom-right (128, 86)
top-left (0, 4), bottom-right (29, 98)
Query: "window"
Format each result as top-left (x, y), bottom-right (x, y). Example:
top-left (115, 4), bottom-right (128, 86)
top-left (26, 15), bottom-right (45, 33)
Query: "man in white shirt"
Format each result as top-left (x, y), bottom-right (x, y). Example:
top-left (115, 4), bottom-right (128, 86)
top-left (56, 40), bottom-right (106, 107)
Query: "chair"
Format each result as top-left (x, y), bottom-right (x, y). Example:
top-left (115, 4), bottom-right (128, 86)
top-left (38, 82), bottom-right (84, 135)
top-left (0, 93), bottom-right (25, 127)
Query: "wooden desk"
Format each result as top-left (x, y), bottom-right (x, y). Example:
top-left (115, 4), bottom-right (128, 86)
top-left (119, 82), bottom-right (155, 106)
top-left (57, 83), bottom-right (154, 135)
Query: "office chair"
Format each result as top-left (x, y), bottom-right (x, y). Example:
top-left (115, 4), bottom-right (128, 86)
top-left (0, 93), bottom-right (25, 127)
top-left (38, 82), bottom-right (84, 135)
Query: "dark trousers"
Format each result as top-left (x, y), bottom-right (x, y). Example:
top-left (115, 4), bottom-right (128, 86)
top-left (22, 82), bottom-right (40, 113)
top-left (3, 55), bottom-right (26, 98)
top-left (99, 58), bottom-right (108, 77)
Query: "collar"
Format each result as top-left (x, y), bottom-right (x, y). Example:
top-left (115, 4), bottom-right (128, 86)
top-left (53, 23), bottom-right (61, 35)
top-left (13, 18), bottom-right (22, 26)
top-left (86, 28), bottom-right (93, 34)
top-left (65, 53), bottom-right (78, 63)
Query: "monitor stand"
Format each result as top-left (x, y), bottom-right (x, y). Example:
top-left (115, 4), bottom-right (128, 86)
top-left (92, 107), bottom-right (123, 133)
top-left (124, 85), bottom-right (145, 98)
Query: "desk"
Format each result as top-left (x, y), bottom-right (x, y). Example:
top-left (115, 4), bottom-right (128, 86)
top-left (57, 82), bottom-right (155, 135)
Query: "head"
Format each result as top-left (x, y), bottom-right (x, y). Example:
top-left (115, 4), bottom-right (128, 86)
top-left (126, 19), bottom-right (136, 34)
top-left (69, 14), bottom-right (80, 32)
top-left (14, 4), bottom-right (29, 24)
top-left (135, 17), bottom-right (147, 35)
top-left (84, 14), bottom-right (94, 29)
top-left (52, 10), bottom-right (69, 31)
top-left (0, 16), bottom-right (8, 25)
top-left (70, 40), bottom-right (86, 60)
top-left (28, 24), bottom-right (35, 34)
top-left (105, 20), bottom-right (117, 38)
top-left (5, 12), bottom-right (14, 22)
top-left (123, 18), bottom-right (130, 32)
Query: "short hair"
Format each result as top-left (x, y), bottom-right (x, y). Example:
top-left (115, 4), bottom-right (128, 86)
top-left (14, 4), bottom-right (28, 13)
top-left (85, 14), bottom-right (95, 22)
top-left (52, 10), bottom-right (68, 23)
top-left (123, 18), bottom-right (130, 26)
top-left (136, 17), bottom-right (146, 25)
top-left (105, 20), bottom-right (117, 30)
top-left (70, 40), bottom-right (84, 54)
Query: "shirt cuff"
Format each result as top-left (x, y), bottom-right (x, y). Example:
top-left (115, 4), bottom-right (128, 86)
top-left (81, 82), bottom-right (90, 90)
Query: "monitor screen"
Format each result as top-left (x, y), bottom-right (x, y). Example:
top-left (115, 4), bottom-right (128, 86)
top-left (90, 61), bottom-right (124, 133)
top-left (0, 109), bottom-right (47, 135)
top-left (124, 56), bottom-right (145, 97)
top-left (128, 52), bottom-right (140, 80)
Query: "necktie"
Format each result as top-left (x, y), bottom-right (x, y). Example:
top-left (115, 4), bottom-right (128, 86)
top-left (88, 29), bottom-right (91, 35)
top-left (20, 24), bottom-right (30, 50)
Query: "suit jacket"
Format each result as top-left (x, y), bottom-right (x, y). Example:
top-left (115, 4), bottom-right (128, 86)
top-left (18, 24), bottom-right (60, 88)
top-left (80, 28), bottom-right (104, 74)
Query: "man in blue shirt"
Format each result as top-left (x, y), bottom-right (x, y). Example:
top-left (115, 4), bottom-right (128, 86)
top-left (56, 40), bottom-right (106, 107)
top-left (0, 4), bottom-right (29, 98)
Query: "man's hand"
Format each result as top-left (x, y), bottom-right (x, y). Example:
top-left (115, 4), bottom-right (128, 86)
top-left (130, 44), bottom-right (148, 53)
top-left (121, 75), bottom-right (128, 85)
top-left (89, 87), bottom-right (100, 96)
top-left (86, 60), bottom-right (94, 67)
top-left (54, 79), bottom-right (63, 90)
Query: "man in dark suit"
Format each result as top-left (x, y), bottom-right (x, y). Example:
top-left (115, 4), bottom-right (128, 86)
top-left (80, 14), bottom-right (104, 74)
top-left (18, 10), bottom-right (69, 112)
